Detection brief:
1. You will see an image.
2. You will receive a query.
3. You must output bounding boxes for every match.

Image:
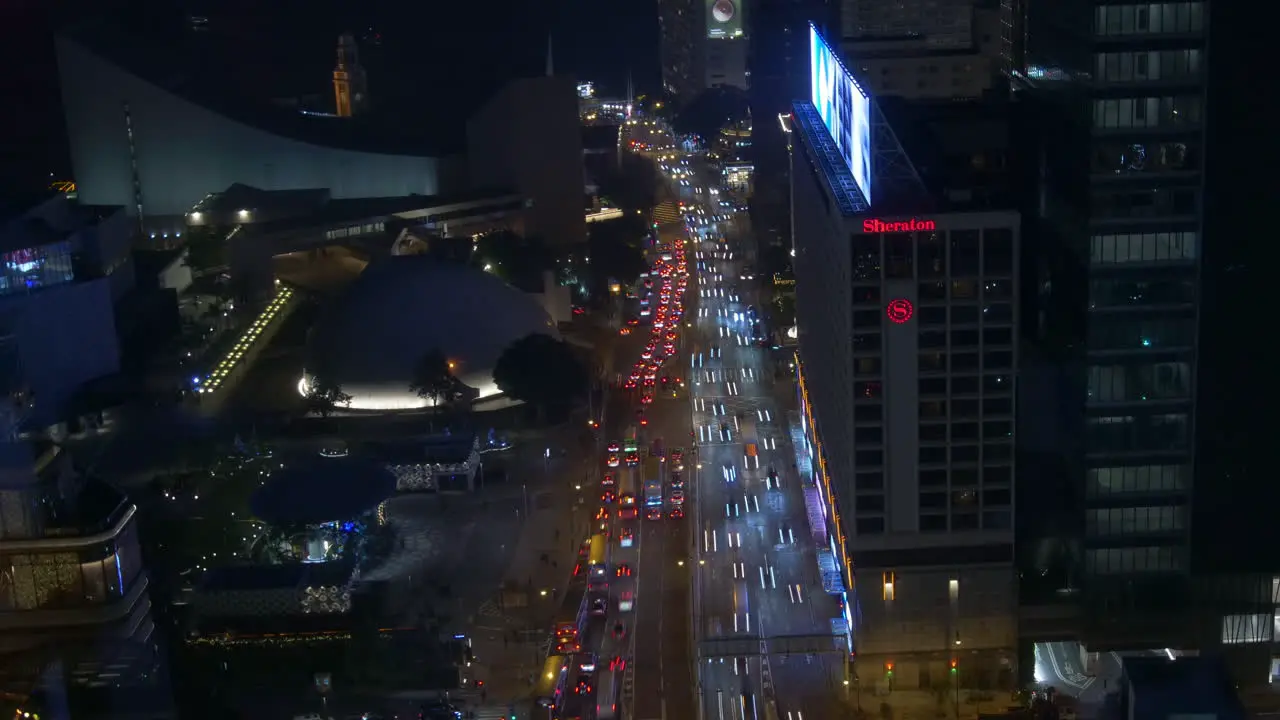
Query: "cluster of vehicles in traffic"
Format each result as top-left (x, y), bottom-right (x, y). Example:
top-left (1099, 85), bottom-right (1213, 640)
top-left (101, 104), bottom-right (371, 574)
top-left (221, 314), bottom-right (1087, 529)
top-left (623, 240), bottom-right (689, 404)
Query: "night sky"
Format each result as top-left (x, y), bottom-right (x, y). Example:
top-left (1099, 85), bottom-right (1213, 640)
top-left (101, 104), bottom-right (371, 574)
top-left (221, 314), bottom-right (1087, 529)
top-left (0, 0), bottom-right (660, 194)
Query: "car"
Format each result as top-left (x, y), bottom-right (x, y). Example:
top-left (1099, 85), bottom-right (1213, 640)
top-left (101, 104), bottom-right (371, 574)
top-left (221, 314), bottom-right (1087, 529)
top-left (591, 597), bottom-right (608, 616)
top-left (596, 507), bottom-right (610, 521)
top-left (669, 489), bottom-right (685, 505)
top-left (668, 507), bottom-right (684, 519)
top-left (619, 527), bottom-right (635, 548)
top-left (618, 591), bottom-right (635, 613)
top-left (669, 474), bottom-right (685, 489)
top-left (602, 490), bottom-right (616, 504)
top-left (624, 380), bottom-right (637, 389)
top-left (602, 474), bottom-right (616, 487)
top-left (641, 350), bottom-right (653, 360)
top-left (607, 455), bottom-right (620, 468)
top-left (766, 468), bottom-right (780, 489)
top-left (641, 394), bottom-right (653, 405)
top-left (625, 452), bottom-right (640, 466)
top-left (646, 507), bottom-right (664, 521)
top-left (607, 442), bottom-right (621, 453)
top-left (616, 564), bottom-right (633, 577)
top-left (619, 327), bottom-right (632, 336)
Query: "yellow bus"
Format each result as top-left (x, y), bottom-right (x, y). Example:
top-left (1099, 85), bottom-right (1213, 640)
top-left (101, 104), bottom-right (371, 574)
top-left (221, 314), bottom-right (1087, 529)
top-left (588, 534), bottom-right (609, 577)
top-left (534, 654), bottom-right (569, 711)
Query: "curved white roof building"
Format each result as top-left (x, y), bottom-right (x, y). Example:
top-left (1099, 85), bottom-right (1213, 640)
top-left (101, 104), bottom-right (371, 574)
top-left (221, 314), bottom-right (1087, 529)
top-left (55, 33), bottom-right (446, 225)
top-left (303, 256), bottom-right (559, 411)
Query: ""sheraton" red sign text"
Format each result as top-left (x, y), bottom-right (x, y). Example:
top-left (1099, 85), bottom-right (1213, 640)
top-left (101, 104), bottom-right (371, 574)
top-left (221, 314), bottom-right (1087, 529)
top-left (862, 218), bottom-right (937, 233)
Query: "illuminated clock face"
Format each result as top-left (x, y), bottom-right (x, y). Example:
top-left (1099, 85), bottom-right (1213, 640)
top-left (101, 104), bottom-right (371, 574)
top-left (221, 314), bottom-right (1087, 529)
top-left (712, 0), bottom-right (736, 23)
top-left (886, 298), bottom-right (914, 324)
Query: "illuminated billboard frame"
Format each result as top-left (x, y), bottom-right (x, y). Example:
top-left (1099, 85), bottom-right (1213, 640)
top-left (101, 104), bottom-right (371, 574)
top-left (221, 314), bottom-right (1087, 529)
top-left (707, 0), bottom-right (745, 39)
top-left (809, 24), bottom-right (872, 205)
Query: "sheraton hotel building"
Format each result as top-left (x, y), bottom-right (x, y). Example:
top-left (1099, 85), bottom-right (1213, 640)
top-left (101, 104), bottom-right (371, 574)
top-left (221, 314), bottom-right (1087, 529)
top-left (790, 25), bottom-right (1020, 690)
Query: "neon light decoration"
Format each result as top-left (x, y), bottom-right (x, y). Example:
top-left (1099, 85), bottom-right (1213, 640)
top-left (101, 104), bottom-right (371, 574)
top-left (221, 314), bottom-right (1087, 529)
top-left (886, 299), bottom-right (914, 324)
top-left (863, 218), bottom-right (936, 233)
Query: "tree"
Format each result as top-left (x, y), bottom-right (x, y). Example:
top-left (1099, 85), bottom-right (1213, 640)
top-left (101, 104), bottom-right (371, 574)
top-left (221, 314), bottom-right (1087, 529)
top-left (587, 215), bottom-right (649, 291)
top-left (492, 334), bottom-right (589, 423)
top-left (184, 226), bottom-right (227, 271)
top-left (598, 153), bottom-right (663, 213)
top-left (409, 349), bottom-right (462, 431)
top-left (473, 231), bottom-right (555, 291)
top-left (303, 374), bottom-right (352, 417)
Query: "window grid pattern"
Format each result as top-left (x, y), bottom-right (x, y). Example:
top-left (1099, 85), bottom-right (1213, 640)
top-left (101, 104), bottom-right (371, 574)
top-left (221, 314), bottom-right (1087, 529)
top-left (1086, 505), bottom-right (1185, 537)
top-left (852, 227), bottom-right (1016, 535)
top-left (1094, 49), bottom-right (1202, 84)
top-left (1092, 96), bottom-right (1202, 130)
top-left (1094, 3), bottom-right (1205, 36)
top-left (1087, 464), bottom-right (1187, 497)
top-left (1091, 232), bottom-right (1197, 265)
top-left (1085, 546), bottom-right (1181, 574)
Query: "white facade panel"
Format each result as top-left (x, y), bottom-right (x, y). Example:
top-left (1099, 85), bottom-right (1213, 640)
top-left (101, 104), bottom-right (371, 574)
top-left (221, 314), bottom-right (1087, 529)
top-left (56, 38), bottom-right (441, 220)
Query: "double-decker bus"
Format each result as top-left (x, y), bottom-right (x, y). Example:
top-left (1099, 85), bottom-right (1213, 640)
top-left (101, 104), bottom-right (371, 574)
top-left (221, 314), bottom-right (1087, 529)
top-left (618, 471), bottom-right (639, 518)
top-left (623, 425), bottom-right (639, 454)
top-left (588, 534), bottom-right (610, 578)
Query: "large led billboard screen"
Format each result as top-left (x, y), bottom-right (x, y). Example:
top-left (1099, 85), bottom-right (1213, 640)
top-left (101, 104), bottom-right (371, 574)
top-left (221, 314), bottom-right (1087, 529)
top-left (707, 0), bottom-right (745, 39)
top-left (809, 24), bottom-right (872, 204)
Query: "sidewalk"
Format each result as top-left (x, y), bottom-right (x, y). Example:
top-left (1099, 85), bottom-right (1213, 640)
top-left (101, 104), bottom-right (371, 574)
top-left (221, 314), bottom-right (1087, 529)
top-left (464, 453), bottom-right (598, 714)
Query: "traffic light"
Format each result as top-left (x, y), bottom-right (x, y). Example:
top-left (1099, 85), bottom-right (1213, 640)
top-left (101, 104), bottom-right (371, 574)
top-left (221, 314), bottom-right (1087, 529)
top-left (950, 659), bottom-right (958, 673)
top-left (884, 662), bottom-right (894, 677)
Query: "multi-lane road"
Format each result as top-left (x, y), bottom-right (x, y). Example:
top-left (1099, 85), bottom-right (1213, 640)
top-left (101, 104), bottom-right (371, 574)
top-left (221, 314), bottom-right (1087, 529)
top-left (594, 122), bottom-right (851, 720)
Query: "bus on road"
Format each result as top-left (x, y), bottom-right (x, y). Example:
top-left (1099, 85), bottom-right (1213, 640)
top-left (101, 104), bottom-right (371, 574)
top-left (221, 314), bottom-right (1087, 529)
top-left (618, 471), bottom-right (639, 518)
top-left (643, 458), bottom-right (664, 507)
top-left (534, 655), bottom-right (569, 713)
top-left (740, 413), bottom-right (760, 470)
top-left (588, 534), bottom-right (610, 578)
top-left (623, 426), bottom-right (639, 453)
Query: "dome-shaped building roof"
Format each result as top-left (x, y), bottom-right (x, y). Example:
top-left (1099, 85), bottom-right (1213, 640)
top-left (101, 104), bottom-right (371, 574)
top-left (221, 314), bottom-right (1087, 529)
top-left (304, 256), bottom-right (559, 410)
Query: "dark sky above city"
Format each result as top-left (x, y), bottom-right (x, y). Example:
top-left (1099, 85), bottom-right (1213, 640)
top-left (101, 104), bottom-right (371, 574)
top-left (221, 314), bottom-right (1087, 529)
top-left (0, 0), bottom-right (658, 193)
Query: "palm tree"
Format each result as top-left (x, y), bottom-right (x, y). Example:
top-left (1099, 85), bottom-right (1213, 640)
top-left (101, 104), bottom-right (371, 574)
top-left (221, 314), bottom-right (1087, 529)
top-left (409, 349), bottom-right (460, 431)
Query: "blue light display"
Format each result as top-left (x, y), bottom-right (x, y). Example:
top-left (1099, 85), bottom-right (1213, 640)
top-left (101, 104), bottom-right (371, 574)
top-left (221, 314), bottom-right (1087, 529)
top-left (809, 24), bottom-right (873, 204)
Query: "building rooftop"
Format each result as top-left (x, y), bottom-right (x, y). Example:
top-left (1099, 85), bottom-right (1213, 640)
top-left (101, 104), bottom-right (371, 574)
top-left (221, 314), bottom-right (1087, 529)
top-left (365, 434), bottom-right (478, 466)
top-left (0, 194), bottom-right (124, 254)
top-left (252, 454), bottom-right (397, 526)
top-left (1125, 656), bottom-right (1245, 720)
top-left (200, 184), bottom-right (521, 237)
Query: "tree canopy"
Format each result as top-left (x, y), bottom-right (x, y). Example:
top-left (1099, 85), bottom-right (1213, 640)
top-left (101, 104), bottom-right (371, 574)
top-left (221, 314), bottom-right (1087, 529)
top-left (587, 214), bottom-right (650, 290)
top-left (473, 231), bottom-right (555, 292)
top-left (492, 333), bottom-right (589, 421)
top-left (409, 349), bottom-right (459, 406)
top-left (671, 86), bottom-right (750, 142)
top-left (303, 374), bottom-right (352, 417)
top-left (598, 153), bottom-right (664, 213)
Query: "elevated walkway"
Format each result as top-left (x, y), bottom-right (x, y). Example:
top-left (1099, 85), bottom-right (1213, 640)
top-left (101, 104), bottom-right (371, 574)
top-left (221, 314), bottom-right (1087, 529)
top-left (699, 632), bottom-right (845, 658)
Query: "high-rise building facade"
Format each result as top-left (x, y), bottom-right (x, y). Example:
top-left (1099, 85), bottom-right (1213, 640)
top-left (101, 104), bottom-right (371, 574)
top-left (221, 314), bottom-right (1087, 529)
top-left (658, 0), bottom-right (705, 105)
top-left (1018, 0), bottom-right (1280, 695)
top-left (837, 0), bottom-right (1020, 100)
top-left (1021, 0), bottom-right (1208, 614)
top-left (791, 25), bottom-right (1019, 699)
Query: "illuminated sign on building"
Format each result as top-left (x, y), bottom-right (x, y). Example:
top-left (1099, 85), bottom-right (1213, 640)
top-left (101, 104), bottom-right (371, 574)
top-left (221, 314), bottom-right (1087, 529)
top-left (886, 299), bottom-right (914, 324)
top-left (708, 0), bottom-right (745, 39)
top-left (862, 218), bottom-right (936, 233)
top-left (810, 24), bottom-right (872, 204)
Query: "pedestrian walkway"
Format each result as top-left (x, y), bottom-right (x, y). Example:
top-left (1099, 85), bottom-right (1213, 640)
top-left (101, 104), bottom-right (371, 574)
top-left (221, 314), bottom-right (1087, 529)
top-left (466, 455), bottom-right (598, 714)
